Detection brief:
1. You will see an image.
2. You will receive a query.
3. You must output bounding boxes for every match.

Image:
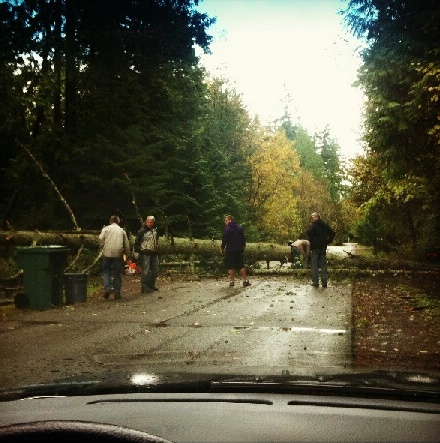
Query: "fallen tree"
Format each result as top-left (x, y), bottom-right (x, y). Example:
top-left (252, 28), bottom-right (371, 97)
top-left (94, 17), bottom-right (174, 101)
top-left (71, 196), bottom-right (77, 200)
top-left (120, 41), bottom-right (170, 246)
top-left (0, 231), bottom-right (291, 263)
top-left (2, 146), bottom-right (291, 267)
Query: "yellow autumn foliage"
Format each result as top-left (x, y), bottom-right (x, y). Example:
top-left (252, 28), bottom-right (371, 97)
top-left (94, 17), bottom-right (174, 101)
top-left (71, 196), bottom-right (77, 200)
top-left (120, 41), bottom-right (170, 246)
top-left (245, 129), bottom-right (302, 242)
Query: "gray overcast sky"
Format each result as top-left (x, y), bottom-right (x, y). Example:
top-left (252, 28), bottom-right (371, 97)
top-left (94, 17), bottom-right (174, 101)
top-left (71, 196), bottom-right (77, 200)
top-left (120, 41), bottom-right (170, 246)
top-left (196, 0), bottom-right (366, 158)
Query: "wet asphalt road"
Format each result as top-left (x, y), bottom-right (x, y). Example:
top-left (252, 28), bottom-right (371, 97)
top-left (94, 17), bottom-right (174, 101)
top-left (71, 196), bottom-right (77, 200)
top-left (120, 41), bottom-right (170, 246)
top-left (0, 276), bottom-right (352, 389)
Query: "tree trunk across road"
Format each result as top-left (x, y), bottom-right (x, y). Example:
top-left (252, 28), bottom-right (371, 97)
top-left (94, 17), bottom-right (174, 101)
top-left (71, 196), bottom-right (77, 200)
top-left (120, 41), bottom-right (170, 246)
top-left (0, 231), bottom-right (291, 263)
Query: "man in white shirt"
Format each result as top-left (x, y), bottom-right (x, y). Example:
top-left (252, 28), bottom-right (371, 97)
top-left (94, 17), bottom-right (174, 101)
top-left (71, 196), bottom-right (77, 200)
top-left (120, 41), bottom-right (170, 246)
top-left (99, 215), bottom-right (130, 299)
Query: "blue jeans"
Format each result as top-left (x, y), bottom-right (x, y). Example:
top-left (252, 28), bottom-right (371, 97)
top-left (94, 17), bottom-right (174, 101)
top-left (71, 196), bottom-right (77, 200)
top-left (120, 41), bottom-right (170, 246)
top-left (102, 256), bottom-right (124, 296)
top-left (291, 246), bottom-right (300, 260)
top-left (311, 249), bottom-right (328, 286)
top-left (139, 254), bottom-right (159, 291)
top-left (290, 246), bottom-right (302, 268)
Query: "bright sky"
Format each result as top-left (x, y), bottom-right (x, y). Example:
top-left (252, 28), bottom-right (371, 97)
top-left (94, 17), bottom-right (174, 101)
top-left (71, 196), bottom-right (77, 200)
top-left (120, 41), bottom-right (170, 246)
top-left (196, 0), bottom-right (366, 158)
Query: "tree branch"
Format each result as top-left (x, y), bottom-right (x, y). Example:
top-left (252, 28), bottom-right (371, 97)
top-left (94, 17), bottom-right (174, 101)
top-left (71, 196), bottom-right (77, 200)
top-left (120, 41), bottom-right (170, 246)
top-left (16, 139), bottom-right (80, 231)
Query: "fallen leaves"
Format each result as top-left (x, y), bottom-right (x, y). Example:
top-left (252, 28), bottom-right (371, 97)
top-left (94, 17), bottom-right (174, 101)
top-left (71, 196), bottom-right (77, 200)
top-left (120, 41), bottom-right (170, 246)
top-left (352, 273), bottom-right (440, 371)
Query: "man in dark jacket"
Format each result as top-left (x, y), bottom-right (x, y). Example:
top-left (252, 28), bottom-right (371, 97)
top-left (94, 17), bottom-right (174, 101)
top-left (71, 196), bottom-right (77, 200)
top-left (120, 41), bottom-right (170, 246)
top-left (221, 215), bottom-right (250, 287)
top-left (306, 212), bottom-right (335, 288)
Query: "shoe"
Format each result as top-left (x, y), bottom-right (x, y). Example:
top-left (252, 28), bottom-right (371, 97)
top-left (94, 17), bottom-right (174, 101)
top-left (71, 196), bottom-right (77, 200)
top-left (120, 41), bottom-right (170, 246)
top-left (310, 283), bottom-right (319, 287)
top-left (229, 281), bottom-right (235, 287)
top-left (103, 290), bottom-right (111, 299)
top-left (322, 283), bottom-right (327, 288)
top-left (243, 280), bottom-right (251, 287)
top-left (149, 286), bottom-right (159, 291)
top-left (114, 294), bottom-right (122, 300)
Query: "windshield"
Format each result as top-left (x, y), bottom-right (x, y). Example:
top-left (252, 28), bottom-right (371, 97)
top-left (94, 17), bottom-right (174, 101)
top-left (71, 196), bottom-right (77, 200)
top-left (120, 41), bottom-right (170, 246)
top-left (0, 0), bottom-right (439, 396)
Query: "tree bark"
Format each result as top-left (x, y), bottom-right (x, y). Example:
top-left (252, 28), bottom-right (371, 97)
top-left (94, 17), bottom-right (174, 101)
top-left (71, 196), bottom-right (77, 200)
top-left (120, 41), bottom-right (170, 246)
top-left (53, 0), bottom-right (63, 130)
top-left (65, 0), bottom-right (77, 136)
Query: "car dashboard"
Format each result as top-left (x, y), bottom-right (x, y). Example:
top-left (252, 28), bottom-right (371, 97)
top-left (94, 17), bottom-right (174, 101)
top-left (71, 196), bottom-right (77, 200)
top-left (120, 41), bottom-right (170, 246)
top-left (1, 391), bottom-right (439, 442)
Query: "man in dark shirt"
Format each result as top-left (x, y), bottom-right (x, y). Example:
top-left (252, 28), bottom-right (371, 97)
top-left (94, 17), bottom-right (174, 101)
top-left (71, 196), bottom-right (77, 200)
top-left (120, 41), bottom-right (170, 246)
top-left (307, 212), bottom-right (335, 288)
top-left (221, 215), bottom-right (250, 288)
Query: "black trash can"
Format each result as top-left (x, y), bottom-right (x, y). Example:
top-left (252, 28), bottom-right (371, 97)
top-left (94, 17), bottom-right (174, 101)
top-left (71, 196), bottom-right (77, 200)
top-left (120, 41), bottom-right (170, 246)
top-left (16, 246), bottom-right (70, 310)
top-left (64, 273), bottom-right (87, 304)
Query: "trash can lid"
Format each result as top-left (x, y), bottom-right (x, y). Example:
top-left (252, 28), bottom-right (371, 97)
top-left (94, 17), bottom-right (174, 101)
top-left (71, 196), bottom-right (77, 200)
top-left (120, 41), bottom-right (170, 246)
top-left (17, 245), bottom-right (70, 253)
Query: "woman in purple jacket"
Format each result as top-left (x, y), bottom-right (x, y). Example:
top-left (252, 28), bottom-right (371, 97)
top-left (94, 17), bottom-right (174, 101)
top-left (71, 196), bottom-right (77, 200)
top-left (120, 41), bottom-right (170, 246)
top-left (221, 215), bottom-right (251, 288)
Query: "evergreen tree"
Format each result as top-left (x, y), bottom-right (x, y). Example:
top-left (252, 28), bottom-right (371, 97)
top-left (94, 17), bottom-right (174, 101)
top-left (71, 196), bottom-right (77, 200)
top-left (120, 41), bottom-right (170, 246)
top-left (344, 0), bottom-right (440, 249)
top-left (1, 0), bottom-right (216, 232)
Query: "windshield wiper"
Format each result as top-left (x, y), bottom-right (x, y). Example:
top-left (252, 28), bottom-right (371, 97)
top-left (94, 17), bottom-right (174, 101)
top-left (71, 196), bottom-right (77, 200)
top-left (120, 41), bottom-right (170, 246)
top-left (0, 377), bottom-right (215, 401)
top-left (210, 371), bottom-right (440, 402)
top-left (1, 371), bottom-right (439, 402)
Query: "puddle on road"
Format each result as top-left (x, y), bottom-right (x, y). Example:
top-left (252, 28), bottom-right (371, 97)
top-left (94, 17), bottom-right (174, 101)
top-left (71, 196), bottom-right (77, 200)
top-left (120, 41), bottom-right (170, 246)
top-left (149, 323), bottom-right (347, 334)
top-left (232, 326), bottom-right (347, 334)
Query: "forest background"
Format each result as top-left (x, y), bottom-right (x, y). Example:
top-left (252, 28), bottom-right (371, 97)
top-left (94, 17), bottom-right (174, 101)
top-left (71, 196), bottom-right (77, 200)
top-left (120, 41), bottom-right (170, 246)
top-left (0, 0), bottom-right (439, 258)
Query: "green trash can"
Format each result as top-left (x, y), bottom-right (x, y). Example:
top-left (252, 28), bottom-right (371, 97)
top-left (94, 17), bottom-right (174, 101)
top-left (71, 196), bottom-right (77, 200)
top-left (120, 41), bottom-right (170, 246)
top-left (16, 246), bottom-right (70, 310)
top-left (64, 273), bottom-right (87, 305)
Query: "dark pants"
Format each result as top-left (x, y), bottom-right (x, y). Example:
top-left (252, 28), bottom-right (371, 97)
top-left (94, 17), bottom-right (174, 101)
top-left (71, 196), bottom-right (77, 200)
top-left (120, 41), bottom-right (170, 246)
top-left (224, 251), bottom-right (245, 271)
top-left (291, 246), bottom-right (301, 266)
top-left (139, 254), bottom-right (159, 291)
top-left (311, 249), bottom-right (328, 286)
top-left (102, 256), bottom-right (124, 296)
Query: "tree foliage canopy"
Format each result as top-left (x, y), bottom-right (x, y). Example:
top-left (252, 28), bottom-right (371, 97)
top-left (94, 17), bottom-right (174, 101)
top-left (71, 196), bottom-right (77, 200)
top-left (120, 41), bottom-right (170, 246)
top-left (344, 0), bottom-right (440, 251)
top-left (1, 0), bottom-right (346, 246)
